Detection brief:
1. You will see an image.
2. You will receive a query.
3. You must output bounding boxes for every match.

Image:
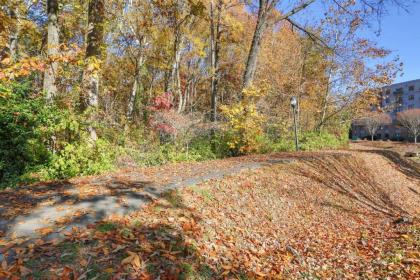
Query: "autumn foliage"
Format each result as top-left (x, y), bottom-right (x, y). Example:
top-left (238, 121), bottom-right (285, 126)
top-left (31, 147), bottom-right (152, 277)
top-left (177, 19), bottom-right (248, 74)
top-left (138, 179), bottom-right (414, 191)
top-left (0, 0), bottom-right (402, 184)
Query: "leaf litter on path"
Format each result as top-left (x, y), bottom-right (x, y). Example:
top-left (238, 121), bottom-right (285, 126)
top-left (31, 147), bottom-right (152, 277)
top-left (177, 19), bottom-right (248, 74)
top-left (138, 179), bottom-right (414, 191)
top-left (0, 148), bottom-right (419, 279)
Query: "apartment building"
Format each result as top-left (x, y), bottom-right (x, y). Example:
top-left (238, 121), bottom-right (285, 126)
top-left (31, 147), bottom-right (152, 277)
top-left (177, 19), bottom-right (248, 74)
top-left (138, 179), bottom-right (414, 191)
top-left (352, 79), bottom-right (420, 141)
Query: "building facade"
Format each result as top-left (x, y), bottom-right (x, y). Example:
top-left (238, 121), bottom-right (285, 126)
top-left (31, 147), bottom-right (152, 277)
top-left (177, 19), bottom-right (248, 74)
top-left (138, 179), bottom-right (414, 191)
top-left (352, 79), bottom-right (420, 141)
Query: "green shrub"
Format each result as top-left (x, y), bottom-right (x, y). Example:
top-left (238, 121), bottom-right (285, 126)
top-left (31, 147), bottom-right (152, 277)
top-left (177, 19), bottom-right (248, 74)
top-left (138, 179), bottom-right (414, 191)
top-left (257, 130), bottom-right (348, 153)
top-left (44, 138), bottom-right (116, 179)
top-left (0, 81), bottom-right (116, 187)
top-left (130, 137), bottom-right (217, 167)
top-left (257, 134), bottom-right (295, 153)
top-left (0, 81), bottom-right (60, 186)
top-left (300, 131), bottom-right (347, 151)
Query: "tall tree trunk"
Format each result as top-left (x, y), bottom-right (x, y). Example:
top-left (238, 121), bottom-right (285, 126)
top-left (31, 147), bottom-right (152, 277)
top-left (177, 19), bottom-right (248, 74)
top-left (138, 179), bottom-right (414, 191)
top-left (127, 54), bottom-right (144, 119)
top-left (318, 72), bottom-right (331, 132)
top-left (165, 31), bottom-right (183, 111)
top-left (8, 6), bottom-right (19, 63)
top-left (43, 0), bottom-right (59, 102)
top-left (210, 0), bottom-right (222, 122)
top-left (242, 0), bottom-right (314, 90)
top-left (82, 0), bottom-right (105, 141)
top-left (170, 34), bottom-right (182, 113)
top-left (242, 0), bottom-right (271, 90)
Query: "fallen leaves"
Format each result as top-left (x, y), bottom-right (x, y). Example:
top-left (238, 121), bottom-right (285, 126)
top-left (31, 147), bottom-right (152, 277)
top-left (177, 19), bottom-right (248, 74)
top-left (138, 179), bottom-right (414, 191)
top-left (121, 251), bottom-right (142, 270)
top-left (36, 227), bottom-right (54, 235)
top-left (0, 150), bottom-right (419, 279)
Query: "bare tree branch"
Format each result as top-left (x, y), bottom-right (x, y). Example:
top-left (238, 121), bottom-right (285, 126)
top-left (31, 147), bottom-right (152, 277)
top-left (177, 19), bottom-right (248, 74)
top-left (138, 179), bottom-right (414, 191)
top-left (286, 18), bottom-right (331, 49)
top-left (274, 0), bottom-right (316, 24)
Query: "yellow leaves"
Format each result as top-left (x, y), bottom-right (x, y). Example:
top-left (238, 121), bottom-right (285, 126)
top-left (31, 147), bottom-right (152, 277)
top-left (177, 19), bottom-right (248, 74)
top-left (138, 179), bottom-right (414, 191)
top-left (1, 57), bottom-right (11, 65)
top-left (401, 234), bottom-right (411, 240)
top-left (242, 85), bottom-right (265, 99)
top-left (104, 267), bottom-right (114, 273)
top-left (220, 85), bottom-right (267, 154)
top-left (85, 57), bottom-right (102, 73)
top-left (121, 251), bottom-right (142, 270)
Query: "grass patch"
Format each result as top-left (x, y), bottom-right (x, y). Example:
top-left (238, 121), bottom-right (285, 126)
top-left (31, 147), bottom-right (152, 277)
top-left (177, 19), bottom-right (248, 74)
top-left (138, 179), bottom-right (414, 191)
top-left (86, 263), bottom-right (112, 280)
top-left (59, 241), bottom-right (80, 264)
top-left (190, 186), bottom-right (214, 203)
top-left (96, 222), bottom-right (117, 233)
top-left (24, 259), bottom-right (50, 279)
top-left (197, 264), bottom-right (215, 279)
top-left (179, 263), bottom-right (195, 280)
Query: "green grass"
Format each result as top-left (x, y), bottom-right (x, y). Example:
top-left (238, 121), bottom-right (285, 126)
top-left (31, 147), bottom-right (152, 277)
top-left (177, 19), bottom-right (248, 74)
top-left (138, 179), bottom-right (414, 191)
top-left (96, 222), bottom-right (117, 233)
top-left (190, 186), bottom-right (215, 203)
top-left (59, 241), bottom-right (80, 264)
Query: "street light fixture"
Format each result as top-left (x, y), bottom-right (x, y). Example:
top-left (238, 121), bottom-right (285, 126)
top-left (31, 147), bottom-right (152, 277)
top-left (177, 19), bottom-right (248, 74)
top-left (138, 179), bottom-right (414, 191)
top-left (290, 96), bottom-right (299, 151)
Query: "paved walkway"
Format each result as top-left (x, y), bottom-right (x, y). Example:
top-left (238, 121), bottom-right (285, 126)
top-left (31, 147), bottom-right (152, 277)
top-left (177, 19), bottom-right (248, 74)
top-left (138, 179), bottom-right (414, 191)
top-left (0, 151), bottom-right (356, 262)
top-left (0, 162), bottom-right (267, 242)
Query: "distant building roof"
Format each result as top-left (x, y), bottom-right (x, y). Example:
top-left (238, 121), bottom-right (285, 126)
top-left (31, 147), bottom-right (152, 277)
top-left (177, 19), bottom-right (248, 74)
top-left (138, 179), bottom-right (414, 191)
top-left (383, 79), bottom-right (420, 89)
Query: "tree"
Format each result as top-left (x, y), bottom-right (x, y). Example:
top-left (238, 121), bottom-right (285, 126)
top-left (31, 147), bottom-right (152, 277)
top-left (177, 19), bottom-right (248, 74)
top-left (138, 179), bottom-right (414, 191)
top-left (82, 0), bottom-right (105, 141)
top-left (397, 109), bottom-right (420, 143)
top-left (43, 0), bottom-right (59, 102)
top-left (242, 0), bottom-right (315, 90)
top-left (209, 0), bottom-right (223, 123)
top-left (361, 112), bottom-right (391, 141)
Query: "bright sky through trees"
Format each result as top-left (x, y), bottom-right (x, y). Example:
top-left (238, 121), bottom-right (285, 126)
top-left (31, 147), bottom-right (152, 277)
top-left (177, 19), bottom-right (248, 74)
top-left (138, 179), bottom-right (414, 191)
top-left (291, 0), bottom-right (420, 83)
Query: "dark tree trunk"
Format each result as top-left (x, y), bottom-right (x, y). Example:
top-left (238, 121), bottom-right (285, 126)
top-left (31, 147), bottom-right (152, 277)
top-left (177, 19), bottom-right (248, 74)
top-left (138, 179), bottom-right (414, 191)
top-left (82, 0), bottom-right (105, 141)
top-left (210, 0), bottom-right (222, 122)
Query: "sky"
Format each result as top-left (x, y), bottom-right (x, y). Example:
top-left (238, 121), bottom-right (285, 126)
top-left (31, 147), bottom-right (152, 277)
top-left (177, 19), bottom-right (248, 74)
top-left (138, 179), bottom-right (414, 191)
top-left (285, 0), bottom-right (420, 84)
top-left (370, 1), bottom-right (420, 83)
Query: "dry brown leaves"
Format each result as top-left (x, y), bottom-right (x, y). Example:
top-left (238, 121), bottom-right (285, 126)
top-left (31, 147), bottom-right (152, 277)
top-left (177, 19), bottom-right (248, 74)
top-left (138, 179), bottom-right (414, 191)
top-left (1, 150), bottom-right (419, 279)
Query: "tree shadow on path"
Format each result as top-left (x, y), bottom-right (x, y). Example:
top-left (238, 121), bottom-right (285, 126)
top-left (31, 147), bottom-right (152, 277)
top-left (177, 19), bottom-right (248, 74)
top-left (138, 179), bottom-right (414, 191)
top-left (0, 190), bottom-right (246, 279)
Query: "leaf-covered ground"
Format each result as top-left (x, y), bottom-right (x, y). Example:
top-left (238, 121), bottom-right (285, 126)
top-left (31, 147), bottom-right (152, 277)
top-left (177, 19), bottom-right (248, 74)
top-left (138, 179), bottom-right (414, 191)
top-left (0, 145), bottom-right (419, 279)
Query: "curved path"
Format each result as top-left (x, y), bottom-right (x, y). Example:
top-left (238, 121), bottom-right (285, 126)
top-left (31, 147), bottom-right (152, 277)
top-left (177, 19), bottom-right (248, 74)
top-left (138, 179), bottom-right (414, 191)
top-left (1, 145), bottom-right (418, 262)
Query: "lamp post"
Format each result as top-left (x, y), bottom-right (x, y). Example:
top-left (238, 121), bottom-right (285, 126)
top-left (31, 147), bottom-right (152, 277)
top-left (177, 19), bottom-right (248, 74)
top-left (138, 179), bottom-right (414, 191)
top-left (290, 96), bottom-right (299, 151)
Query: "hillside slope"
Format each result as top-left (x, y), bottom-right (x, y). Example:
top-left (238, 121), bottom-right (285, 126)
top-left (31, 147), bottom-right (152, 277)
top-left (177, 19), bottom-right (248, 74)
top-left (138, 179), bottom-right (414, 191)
top-left (0, 148), bottom-right (419, 279)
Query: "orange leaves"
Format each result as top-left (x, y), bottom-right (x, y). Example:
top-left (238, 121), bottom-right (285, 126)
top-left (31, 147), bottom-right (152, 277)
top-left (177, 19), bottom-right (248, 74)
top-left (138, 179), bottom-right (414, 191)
top-left (121, 251), bottom-right (142, 270)
top-left (181, 218), bottom-right (196, 232)
top-left (36, 227), bottom-right (54, 235)
top-left (240, 181), bottom-right (253, 189)
top-left (0, 151), bottom-right (419, 279)
top-left (0, 57), bottom-right (45, 80)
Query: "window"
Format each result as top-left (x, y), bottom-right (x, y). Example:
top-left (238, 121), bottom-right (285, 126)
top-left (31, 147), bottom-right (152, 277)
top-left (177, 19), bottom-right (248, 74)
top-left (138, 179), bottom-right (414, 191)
top-left (386, 89), bottom-right (390, 94)
top-left (409, 85), bottom-right (415, 91)
top-left (394, 87), bottom-right (403, 94)
top-left (409, 95), bottom-right (414, 100)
